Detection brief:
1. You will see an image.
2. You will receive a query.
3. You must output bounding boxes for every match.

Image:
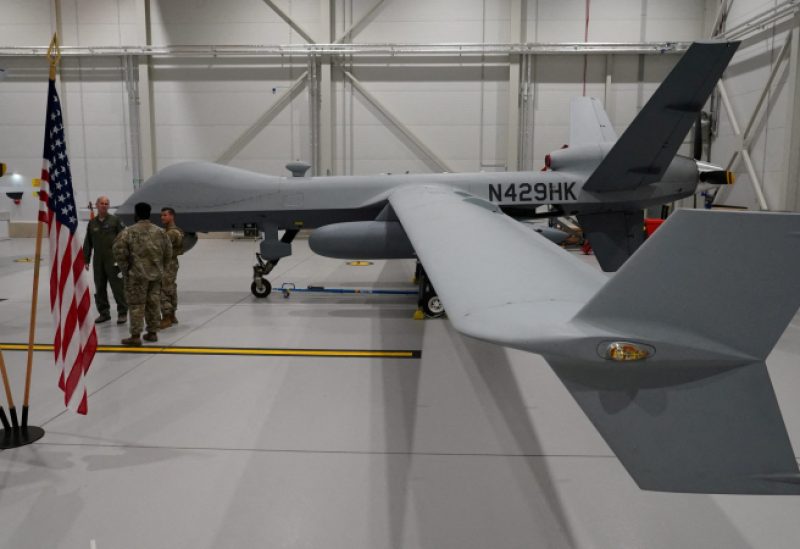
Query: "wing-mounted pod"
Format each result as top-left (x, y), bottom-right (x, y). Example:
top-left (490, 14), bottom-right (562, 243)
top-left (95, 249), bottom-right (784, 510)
top-left (309, 193), bottom-right (571, 260)
top-left (309, 203), bottom-right (416, 259)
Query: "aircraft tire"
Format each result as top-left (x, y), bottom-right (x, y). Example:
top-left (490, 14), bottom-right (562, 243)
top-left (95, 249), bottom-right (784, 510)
top-left (423, 294), bottom-right (445, 318)
top-left (251, 278), bottom-right (272, 298)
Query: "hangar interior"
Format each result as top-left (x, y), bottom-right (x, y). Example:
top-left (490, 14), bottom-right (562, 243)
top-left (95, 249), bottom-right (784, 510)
top-left (1, 0), bottom-right (800, 547)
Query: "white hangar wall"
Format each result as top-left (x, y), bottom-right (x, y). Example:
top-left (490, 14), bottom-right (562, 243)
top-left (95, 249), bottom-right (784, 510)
top-left (0, 0), bottom-right (797, 222)
top-left (705, 0), bottom-right (800, 212)
top-left (0, 0), bottom-right (142, 223)
top-left (148, 1), bottom-right (314, 178)
top-left (332, 0), bottom-right (705, 174)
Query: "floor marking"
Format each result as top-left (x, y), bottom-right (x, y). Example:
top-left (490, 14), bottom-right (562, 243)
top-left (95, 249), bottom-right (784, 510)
top-left (0, 342), bottom-right (421, 359)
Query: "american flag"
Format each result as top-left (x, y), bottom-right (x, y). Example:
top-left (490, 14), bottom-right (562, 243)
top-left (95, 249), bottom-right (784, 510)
top-left (38, 77), bottom-right (97, 414)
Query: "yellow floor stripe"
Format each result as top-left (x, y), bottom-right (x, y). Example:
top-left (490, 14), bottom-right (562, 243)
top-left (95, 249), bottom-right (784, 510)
top-left (0, 343), bottom-right (420, 359)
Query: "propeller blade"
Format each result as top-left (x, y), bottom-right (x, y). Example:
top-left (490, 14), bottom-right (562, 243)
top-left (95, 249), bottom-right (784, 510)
top-left (693, 113), bottom-right (703, 160)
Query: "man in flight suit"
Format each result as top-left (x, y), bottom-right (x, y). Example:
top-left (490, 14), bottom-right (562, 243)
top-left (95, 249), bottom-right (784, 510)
top-left (113, 202), bottom-right (172, 346)
top-left (83, 195), bottom-right (127, 324)
top-left (159, 207), bottom-right (183, 329)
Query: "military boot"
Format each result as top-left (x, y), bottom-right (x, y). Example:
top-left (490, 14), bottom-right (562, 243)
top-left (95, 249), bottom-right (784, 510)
top-left (121, 335), bottom-right (142, 346)
top-left (143, 332), bottom-right (158, 342)
top-left (170, 313), bottom-right (178, 325)
top-left (159, 316), bottom-right (173, 330)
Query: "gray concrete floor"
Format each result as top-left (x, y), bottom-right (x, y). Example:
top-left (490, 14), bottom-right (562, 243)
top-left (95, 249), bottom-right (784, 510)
top-left (0, 235), bottom-right (799, 549)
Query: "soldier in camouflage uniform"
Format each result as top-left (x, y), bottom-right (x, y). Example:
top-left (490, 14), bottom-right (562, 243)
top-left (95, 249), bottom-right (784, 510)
top-left (159, 207), bottom-right (184, 329)
top-left (83, 196), bottom-right (128, 324)
top-left (112, 202), bottom-right (172, 346)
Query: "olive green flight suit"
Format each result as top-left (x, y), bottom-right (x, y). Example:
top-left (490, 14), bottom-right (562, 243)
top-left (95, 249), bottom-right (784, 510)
top-left (83, 214), bottom-right (127, 319)
top-left (113, 220), bottom-right (172, 336)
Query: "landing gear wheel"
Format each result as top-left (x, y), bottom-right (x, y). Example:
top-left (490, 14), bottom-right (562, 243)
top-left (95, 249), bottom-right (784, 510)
top-left (251, 278), bottom-right (272, 298)
top-left (416, 264), bottom-right (445, 318)
top-left (423, 294), bottom-right (445, 318)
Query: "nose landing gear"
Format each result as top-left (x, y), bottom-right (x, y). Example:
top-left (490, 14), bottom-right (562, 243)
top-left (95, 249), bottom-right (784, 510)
top-left (249, 228), bottom-right (300, 298)
top-left (251, 279), bottom-right (271, 297)
top-left (251, 253), bottom-right (275, 298)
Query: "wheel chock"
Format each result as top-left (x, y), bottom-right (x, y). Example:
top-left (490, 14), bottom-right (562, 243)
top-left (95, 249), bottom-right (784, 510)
top-left (281, 282), bottom-right (296, 299)
top-left (413, 308), bottom-right (425, 320)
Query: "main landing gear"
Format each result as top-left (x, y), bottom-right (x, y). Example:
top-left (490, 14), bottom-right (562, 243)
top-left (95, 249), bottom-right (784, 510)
top-left (250, 228), bottom-right (299, 298)
top-left (416, 262), bottom-right (445, 318)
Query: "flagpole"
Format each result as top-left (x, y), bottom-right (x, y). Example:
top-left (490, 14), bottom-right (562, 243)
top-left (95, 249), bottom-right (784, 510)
top-left (22, 206), bottom-right (45, 429)
top-left (0, 352), bottom-right (14, 431)
top-left (22, 35), bottom-right (60, 423)
top-left (3, 36), bottom-right (61, 446)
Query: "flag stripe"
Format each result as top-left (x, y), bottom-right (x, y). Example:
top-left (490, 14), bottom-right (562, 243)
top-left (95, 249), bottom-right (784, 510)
top-left (39, 78), bottom-right (96, 414)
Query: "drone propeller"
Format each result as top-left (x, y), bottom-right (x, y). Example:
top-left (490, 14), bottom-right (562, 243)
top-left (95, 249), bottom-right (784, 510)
top-left (692, 112), bottom-right (736, 207)
top-left (699, 169), bottom-right (735, 185)
top-left (693, 112), bottom-right (703, 161)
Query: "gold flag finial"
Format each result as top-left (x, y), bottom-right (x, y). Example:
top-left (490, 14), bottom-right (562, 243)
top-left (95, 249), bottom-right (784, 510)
top-left (47, 33), bottom-right (61, 80)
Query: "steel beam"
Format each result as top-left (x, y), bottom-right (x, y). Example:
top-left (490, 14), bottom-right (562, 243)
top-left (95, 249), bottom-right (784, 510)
top-left (717, 33), bottom-right (793, 211)
top-left (134, 0), bottom-right (156, 181)
top-left (318, 60), bottom-right (333, 175)
top-left (308, 58), bottom-right (319, 173)
top-left (318, 0), bottom-right (334, 176)
top-left (717, 80), bottom-right (742, 137)
top-left (710, 0), bottom-right (734, 37)
top-left (123, 55), bottom-right (143, 189)
top-left (260, 0), bottom-right (317, 44)
top-left (342, 69), bottom-right (452, 173)
top-left (216, 71), bottom-right (308, 164)
top-left (717, 79), bottom-right (769, 210)
top-left (784, 20), bottom-right (800, 211)
top-left (0, 42), bottom-right (691, 59)
top-left (334, 0), bottom-right (387, 44)
top-left (506, 0), bottom-right (524, 171)
top-left (741, 149), bottom-right (770, 210)
top-left (719, 1), bottom-right (800, 41)
top-left (507, 57), bottom-right (521, 170)
top-left (139, 62), bottom-right (157, 181)
top-left (741, 33), bottom-right (792, 148)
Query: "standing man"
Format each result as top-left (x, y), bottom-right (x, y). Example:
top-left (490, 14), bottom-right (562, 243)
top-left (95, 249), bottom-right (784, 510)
top-left (113, 202), bottom-right (172, 346)
top-left (83, 195), bottom-right (127, 324)
top-left (159, 207), bottom-right (184, 329)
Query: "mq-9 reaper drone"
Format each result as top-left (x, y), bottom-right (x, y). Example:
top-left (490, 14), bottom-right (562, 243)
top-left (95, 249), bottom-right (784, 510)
top-left (117, 41), bottom-right (800, 494)
top-left (119, 40), bottom-right (738, 313)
